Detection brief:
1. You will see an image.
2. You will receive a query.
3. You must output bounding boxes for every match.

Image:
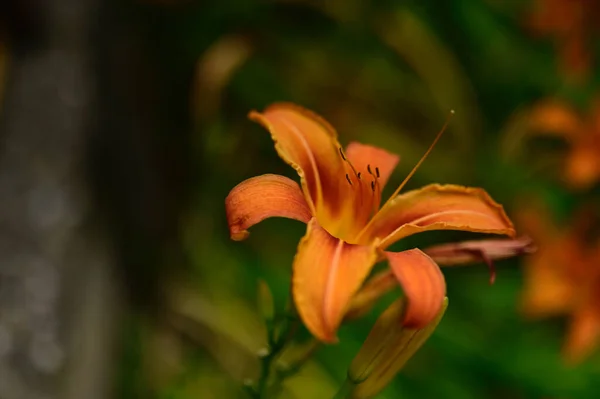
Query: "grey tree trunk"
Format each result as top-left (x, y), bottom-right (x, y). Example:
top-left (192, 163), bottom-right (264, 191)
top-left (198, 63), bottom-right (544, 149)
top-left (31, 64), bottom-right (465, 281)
top-left (0, 0), bottom-right (193, 396)
top-left (0, 0), bottom-right (120, 398)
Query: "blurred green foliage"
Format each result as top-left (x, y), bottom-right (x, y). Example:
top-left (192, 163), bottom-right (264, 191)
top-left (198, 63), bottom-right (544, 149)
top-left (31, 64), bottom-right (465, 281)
top-left (114, 0), bottom-right (600, 398)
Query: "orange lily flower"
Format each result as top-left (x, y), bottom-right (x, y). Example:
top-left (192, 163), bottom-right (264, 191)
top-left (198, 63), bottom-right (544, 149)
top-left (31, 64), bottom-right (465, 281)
top-left (517, 202), bottom-right (600, 363)
top-left (226, 103), bottom-right (515, 342)
top-left (528, 98), bottom-right (600, 189)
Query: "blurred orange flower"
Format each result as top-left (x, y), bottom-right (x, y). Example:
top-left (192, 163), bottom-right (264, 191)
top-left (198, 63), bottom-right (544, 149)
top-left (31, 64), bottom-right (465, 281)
top-left (529, 98), bottom-right (600, 190)
top-left (225, 103), bottom-right (515, 342)
top-left (526, 0), bottom-right (599, 81)
top-left (517, 202), bottom-right (600, 363)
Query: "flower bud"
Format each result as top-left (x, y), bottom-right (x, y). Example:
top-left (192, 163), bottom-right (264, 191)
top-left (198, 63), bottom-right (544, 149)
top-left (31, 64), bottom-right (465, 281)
top-left (348, 297), bottom-right (448, 398)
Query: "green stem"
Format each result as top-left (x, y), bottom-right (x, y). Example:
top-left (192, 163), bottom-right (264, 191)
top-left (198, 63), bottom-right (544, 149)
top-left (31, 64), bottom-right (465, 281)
top-left (332, 378), bottom-right (356, 399)
top-left (253, 316), bottom-right (299, 398)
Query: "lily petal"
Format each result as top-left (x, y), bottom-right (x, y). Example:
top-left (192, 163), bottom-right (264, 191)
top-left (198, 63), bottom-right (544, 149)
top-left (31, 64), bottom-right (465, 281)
top-left (344, 142), bottom-right (400, 189)
top-left (225, 174), bottom-right (312, 241)
top-left (386, 249), bottom-right (446, 328)
top-left (424, 236), bottom-right (536, 266)
top-left (249, 103), bottom-right (353, 235)
top-left (366, 184), bottom-right (515, 249)
top-left (293, 218), bottom-right (379, 342)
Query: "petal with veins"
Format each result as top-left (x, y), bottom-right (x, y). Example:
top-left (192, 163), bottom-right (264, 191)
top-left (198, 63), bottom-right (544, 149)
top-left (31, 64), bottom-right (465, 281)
top-left (293, 219), bottom-right (379, 342)
top-left (225, 174), bottom-right (312, 241)
top-left (249, 103), bottom-right (354, 235)
top-left (367, 184), bottom-right (515, 249)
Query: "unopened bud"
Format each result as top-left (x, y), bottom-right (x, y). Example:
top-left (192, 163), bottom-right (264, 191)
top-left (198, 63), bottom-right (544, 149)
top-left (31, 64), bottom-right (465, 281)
top-left (348, 298), bottom-right (448, 398)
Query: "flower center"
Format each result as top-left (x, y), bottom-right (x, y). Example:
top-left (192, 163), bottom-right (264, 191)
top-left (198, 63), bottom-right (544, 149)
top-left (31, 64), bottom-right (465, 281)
top-left (335, 147), bottom-right (383, 242)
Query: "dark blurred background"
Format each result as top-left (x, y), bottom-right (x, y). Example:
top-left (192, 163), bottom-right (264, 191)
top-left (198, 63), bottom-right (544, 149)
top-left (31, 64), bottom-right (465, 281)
top-left (1, 0), bottom-right (600, 398)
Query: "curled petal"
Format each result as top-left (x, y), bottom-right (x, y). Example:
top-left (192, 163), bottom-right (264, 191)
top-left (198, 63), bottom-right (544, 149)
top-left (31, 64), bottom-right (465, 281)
top-left (225, 174), bottom-right (312, 241)
top-left (424, 236), bottom-right (536, 285)
top-left (293, 219), bottom-right (379, 342)
top-left (424, 236), bottom-right (536, 266)
top-left (386, 249), bottom-right (446, 328)
top-left (249, 103), bottom-right (354, 235)
top-left (344, 142), bottom-right (400, 189)
top-left (367, 184), bottom-right (516, 249)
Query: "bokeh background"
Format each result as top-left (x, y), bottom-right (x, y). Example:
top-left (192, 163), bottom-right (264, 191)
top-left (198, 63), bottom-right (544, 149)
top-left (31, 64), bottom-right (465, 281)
top-left (1, 0), bottom-right (600, 398)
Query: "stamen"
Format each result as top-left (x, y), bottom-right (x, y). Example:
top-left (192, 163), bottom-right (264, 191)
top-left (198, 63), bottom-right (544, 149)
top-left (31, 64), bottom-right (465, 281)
top-left (353, 110), bottom-right (455, 243)
top-left (371, 178), bottom-right (381, 214)
top-left (339, 147), bottom-right (360, 179)
top-left (357, 172), bottom-right (362, 180)
top-left (381, 110), bottom-right (455, 209)
top-left (346, 174), bottom-right (353, 186)
top-left (366, 164), bottom-right (382, 212)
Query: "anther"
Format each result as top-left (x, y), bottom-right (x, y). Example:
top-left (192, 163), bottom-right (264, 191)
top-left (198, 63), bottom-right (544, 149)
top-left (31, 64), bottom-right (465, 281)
top-left (375, 167), bottom-right (380, 178)
top-left (357, 172), bottom-right (362, 180)
top-left (370, 181), bottom-right (375, 192)
top-left (367, 164), bottom-right (372, 174)
top-left (339, 147), bottom-right (347, 161)
top-left (346, 174), bottom-right (353, 186)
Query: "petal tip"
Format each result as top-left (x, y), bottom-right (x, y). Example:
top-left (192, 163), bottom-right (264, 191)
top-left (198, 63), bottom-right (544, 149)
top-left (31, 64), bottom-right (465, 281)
top-left (320, 331), bottom-right (339, 344)
top-left (231, 230), bottom-right (250, 241)
top-left (248, 109), bottom-right (261, 120)
top-left (401, 299), bottom-right (444, 329)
